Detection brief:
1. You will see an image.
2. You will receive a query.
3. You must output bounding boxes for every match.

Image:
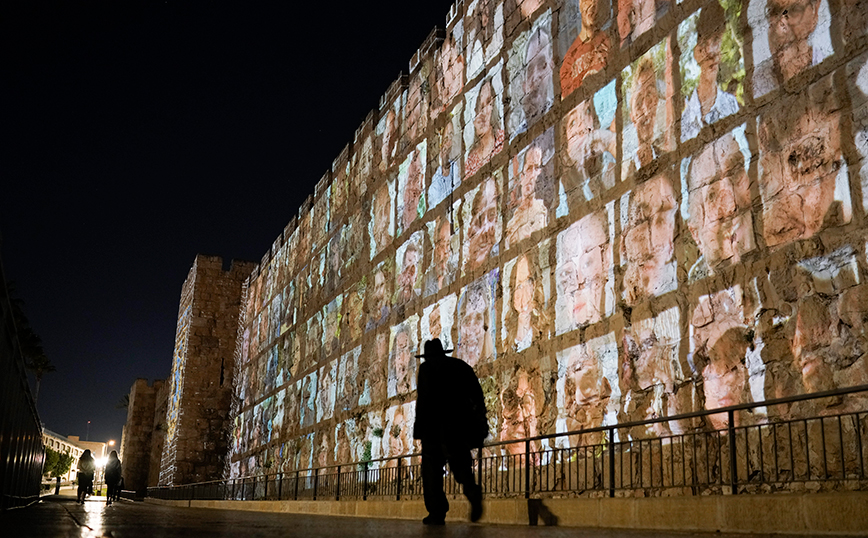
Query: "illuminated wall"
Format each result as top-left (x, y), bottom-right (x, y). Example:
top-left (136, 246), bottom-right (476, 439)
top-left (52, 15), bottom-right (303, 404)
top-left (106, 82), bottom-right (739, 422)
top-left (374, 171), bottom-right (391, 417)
top-left (228, 0), bottom-right (868, 477)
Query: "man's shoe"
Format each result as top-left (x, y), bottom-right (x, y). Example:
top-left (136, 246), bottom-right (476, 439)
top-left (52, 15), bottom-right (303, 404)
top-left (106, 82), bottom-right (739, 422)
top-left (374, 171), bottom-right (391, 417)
top-left (422, 514), bottom-right (446, 525)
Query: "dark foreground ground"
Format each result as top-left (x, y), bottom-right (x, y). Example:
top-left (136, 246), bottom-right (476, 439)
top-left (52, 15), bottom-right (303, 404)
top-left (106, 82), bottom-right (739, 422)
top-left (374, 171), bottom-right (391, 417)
top-left (0, 494), bottom-right (824, 538)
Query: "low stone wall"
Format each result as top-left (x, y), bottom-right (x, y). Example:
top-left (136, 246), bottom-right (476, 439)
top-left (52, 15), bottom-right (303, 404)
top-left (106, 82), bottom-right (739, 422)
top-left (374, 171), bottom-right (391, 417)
top-left (146, 491), bottom-right (868, 535)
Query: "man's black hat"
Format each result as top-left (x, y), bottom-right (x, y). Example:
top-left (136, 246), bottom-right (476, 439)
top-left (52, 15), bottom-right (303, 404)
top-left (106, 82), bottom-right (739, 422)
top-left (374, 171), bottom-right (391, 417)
top-left (415, 338), bottom-right (454, 358)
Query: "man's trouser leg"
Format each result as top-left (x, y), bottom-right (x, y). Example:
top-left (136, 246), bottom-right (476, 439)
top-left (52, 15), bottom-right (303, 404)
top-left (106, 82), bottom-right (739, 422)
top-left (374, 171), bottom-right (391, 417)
top-left (421, 441), bottom-right (449, 517)
top-left (446, 445), bottom-right (481, 501)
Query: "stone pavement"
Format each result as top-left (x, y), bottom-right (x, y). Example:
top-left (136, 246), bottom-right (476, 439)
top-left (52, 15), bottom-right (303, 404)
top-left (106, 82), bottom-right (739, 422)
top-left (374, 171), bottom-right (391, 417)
top-left (0, 494), bottom-right (833, 538)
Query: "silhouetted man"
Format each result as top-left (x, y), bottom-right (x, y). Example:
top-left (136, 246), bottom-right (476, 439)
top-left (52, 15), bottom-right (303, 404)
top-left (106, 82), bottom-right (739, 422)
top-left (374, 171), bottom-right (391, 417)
top-left (413, 338), bottom-right (487, 525)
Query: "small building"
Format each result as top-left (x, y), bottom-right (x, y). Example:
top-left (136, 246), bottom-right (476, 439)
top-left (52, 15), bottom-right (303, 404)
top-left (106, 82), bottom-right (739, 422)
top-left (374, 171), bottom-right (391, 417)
top-left (41, 429), bottom-right (86, 482)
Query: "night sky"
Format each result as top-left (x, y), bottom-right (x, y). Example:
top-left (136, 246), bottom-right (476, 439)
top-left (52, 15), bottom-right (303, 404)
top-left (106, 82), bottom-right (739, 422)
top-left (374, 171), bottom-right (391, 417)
top-left (3, 1), bottom-right (456, 445)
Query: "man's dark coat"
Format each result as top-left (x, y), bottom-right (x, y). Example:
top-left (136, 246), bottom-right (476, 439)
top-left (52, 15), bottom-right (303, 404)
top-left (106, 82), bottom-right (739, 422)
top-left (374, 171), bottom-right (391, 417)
top-left (414, 355), bottom-right (488, 447)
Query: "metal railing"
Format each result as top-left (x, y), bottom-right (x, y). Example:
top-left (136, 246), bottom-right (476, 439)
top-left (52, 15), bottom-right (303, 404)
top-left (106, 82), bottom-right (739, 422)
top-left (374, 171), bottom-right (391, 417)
top-left (148, 385), bottom-right (868, 502)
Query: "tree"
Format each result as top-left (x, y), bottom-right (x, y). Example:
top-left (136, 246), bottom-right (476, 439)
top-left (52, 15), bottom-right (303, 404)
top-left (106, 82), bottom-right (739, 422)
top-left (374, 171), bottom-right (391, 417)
top-left (43, 447), bottom-right (74, 478)
top-left (116, 393), bottom-right (130, 410)
top-left (9, 282), bottom-right (56, 404)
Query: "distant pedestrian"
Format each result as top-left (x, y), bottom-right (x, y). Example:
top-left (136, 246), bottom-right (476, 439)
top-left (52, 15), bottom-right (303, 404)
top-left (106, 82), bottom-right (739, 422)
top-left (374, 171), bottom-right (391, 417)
top-left (76, 450), bottom-right (95, 504)
top-left (104, 450), bottom-right (122, 505)
top-left (413, 338), bottom-right (488, 525)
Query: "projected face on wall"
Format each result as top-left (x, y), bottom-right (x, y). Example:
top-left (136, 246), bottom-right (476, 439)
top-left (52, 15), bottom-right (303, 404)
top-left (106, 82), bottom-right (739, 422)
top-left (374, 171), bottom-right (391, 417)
top-left (300, 372), bottom-right (317, 429)
top-left (849, 53), bottom-right (868, 214)
top-left (395, 232), bottom-right (423, 305)
top-left (691, 286), bottom-right (751, 429)
top-left (429, 107), bottom-right (463, 209)
top-left (424, 211), bottom-right (460, 297)
top-left (323, 296), bottom-right (342, 357)
top-left (618, 0), bottom-right (668, 46)
top-left (506, 128), bottom-right (553, 249)
top-left (500, 364), bottom-right (540, 454)
top-left (422, 293), bottom-right (457, 350)
top-left (388, 316), bottom-right (418, 397)
top-left (398, 141), bottom-right (427, 234)
top-left (316, 360), bottom-right (336, 423)
top-left (679, 1), bottom-right (743, 142)
top-left (502, 242), bottom-right (550, 352)
top-left (750, 0), bottom-right (832, 97)
top-left (556, 332), bottom-right (617, 447)
top-left (336, 345), bottom-right (362, 413)
top-left (621, 173), bottom-right (677, 306)
top-left (384, 402), bottom-right (416, 460)
top-left (324, 232), bottom-right (342, 298)
top-left (457, 270), bottom-right (498, 367)
top-left (463, 174), bottom-right (502, 274)
top-left (433, 21), bottom-right (465, 116)
top-left (343, 211), bottom-right (367, 272)
top-left (560, 82), bottom-right (616, 208)
top-left (556, 208), bottom-right (614, 334)
top-left (378, 97), bottom-right (405, 171)
top-left (507, 10), bottom-right (553, 139)
top-left (343, 278), bottom-right (365, 345)
top-left (758, 74), bottom-right (851, 248)
top-left (684, 127), bottom-right (754, 281)
top-left (622, 41), bottom-right (673, 179)
top-left (466, 0), bottom-right (504, 80)
top-left (621, 308), bottom-right (688, 435)
top-left (365, 260), bottom-right (392, 332)
top-left (407, 70), bottom-right (428, 143)
top-left (464, 67), bottom-right (505, 178)
top-left (369, 180), bottom-right (395, 259)
top-left (559, 0), bottom-right (613, 98)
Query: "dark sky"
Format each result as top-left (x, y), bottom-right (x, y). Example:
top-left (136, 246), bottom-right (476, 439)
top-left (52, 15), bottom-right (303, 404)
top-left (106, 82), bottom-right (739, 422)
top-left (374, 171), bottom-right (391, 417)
top-left (2, 0), bottom-right (455, 444)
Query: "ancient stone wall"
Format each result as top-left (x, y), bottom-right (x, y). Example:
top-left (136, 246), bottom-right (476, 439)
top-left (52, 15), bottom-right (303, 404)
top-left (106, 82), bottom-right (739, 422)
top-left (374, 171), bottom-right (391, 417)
top-left (159, 255), bottom-right (254, 485)
top-left (148, 379), bottom-right (167, 488)
top-left (120, 378), bottom-right (160, 493)
top-left (227, 0), bottom-right (868, 479)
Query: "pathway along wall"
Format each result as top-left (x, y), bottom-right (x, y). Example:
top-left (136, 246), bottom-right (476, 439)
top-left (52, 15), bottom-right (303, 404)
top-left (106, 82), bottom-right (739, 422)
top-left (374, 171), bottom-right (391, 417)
top-left (226, 0), bottom-right (868, 478)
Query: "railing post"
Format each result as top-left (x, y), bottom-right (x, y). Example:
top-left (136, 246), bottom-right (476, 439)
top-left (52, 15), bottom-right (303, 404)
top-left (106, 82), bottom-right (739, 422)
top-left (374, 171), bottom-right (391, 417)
top-left (294, 470), bottom-right (299, 500)
top-left (336, 465), bottom-right (341, 501)
top-left (728, 409), bottom-right (738, 494)
top-left (396, 458), bottom-right (402, 501)
top-left (476, 446), bottom-right (483, 488)
top-left (363, 462), bottom-right (369, 501)
top-left (525, 439), bottom-right (531, 499)
top-left (278, 472), bottom-right (283, 500)
top-left (608, 427), bottom-right (615, 498)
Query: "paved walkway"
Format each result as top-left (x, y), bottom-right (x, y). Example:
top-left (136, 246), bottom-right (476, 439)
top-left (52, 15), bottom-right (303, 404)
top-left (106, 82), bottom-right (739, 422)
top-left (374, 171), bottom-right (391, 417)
top-left (0, 494), bottom-right (819, 538)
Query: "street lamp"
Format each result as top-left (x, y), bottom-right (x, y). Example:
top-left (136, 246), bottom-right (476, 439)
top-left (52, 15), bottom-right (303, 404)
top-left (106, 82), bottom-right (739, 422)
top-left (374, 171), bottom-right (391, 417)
top-left (95, 457), bottom-right (107, 496)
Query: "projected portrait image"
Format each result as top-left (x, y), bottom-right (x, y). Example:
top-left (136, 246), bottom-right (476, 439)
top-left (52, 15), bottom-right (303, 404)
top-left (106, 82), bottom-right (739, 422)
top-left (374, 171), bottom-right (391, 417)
top-left (316, 360), bottom-right (336, 423)
top-left (506, 128), bottom-right (554, 248)
top-left (501, 241), bottom-right (550, 352)
top-left (432, 21), bottom-right (465, 116)
top-left (398, 141), bottom-right (427, 235)
top-left (559, 0), bottom-right (613, 98)
top-left (556, 333), bottom-right (618, 447)
top-left (621, 173), bottom-right (677, 305)
top-left (369, 180), bottom-right (395, 259)
top-left (560, 82), bottom-right (616, 210)
top-left (621, 42), bottom-right (674, 179)
top-left (359, 331), bottom-right (389, 406)
top-left (300, 372), bottom-right (317, 429)
top-left (758, 74), bottom-right (850, 248)
top-left (284, 331), bottom-right (301, 379)
top-left (618, 0), bottom-right (669, 46)
top-left (749, 0), bottom-right (833, 97)
top-left (429, 108), bottom-right (463, 210)
top-left (323, 233), bottom-right (342, 298)
top-left (302, 311), bottom-right (324, 369)
top-left (377, 96), bottom-right (405, 172)
top-left (423, 211), bottom-right (460, 297)
top-left (464, 66), bottom-right (505, 178)
top-left (365, 260), bottom-right (392, 332)
top-left (457, 270), bottom-right (499, 367)
top-left (323, 296), bottom-right (342, 357)
top-left (342, 210), bottom-right (367, 272)
top-left (407, 69), bottom-right (429, 143)
top-left (280, 281), bottom-right (296, 335)
top-left (351, 133), bottom-right (373, 198)
top-left (336, 345), bottom-right (362, 413)
top-left (466, 0), bottom-right (504, 80)
top-left (422, 293), bottom-right (458, 350)
top-left (691, 286), bottom-right (753, 429)
top-left (620, 308), bottom-right (690, 436)
top-left (506, 10), bottom-right (554, 139)
top-left (850, 53), bottom-right (868, 214)
top-left (388, 316), bottom-right (419, 397)
top-left (678, 0), bottom-right (743, 142)
top-left (683, 126), bottom-right (754, 281)
top-left (384, 402), bottom-right (417, 461)
top-left (500, 364), bottom-right (542, 455)
top-left (395, 231), bottom-right (424, 305)
top-left (342, 278), bottom-right (365, 345)
top-left (463, 174), bottom-right (502, 274)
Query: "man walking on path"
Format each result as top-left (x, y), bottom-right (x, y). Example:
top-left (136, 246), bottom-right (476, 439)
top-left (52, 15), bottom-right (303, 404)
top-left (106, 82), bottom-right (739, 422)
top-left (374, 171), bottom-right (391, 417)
top-left (413, 338), bottom-right (488, 525)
